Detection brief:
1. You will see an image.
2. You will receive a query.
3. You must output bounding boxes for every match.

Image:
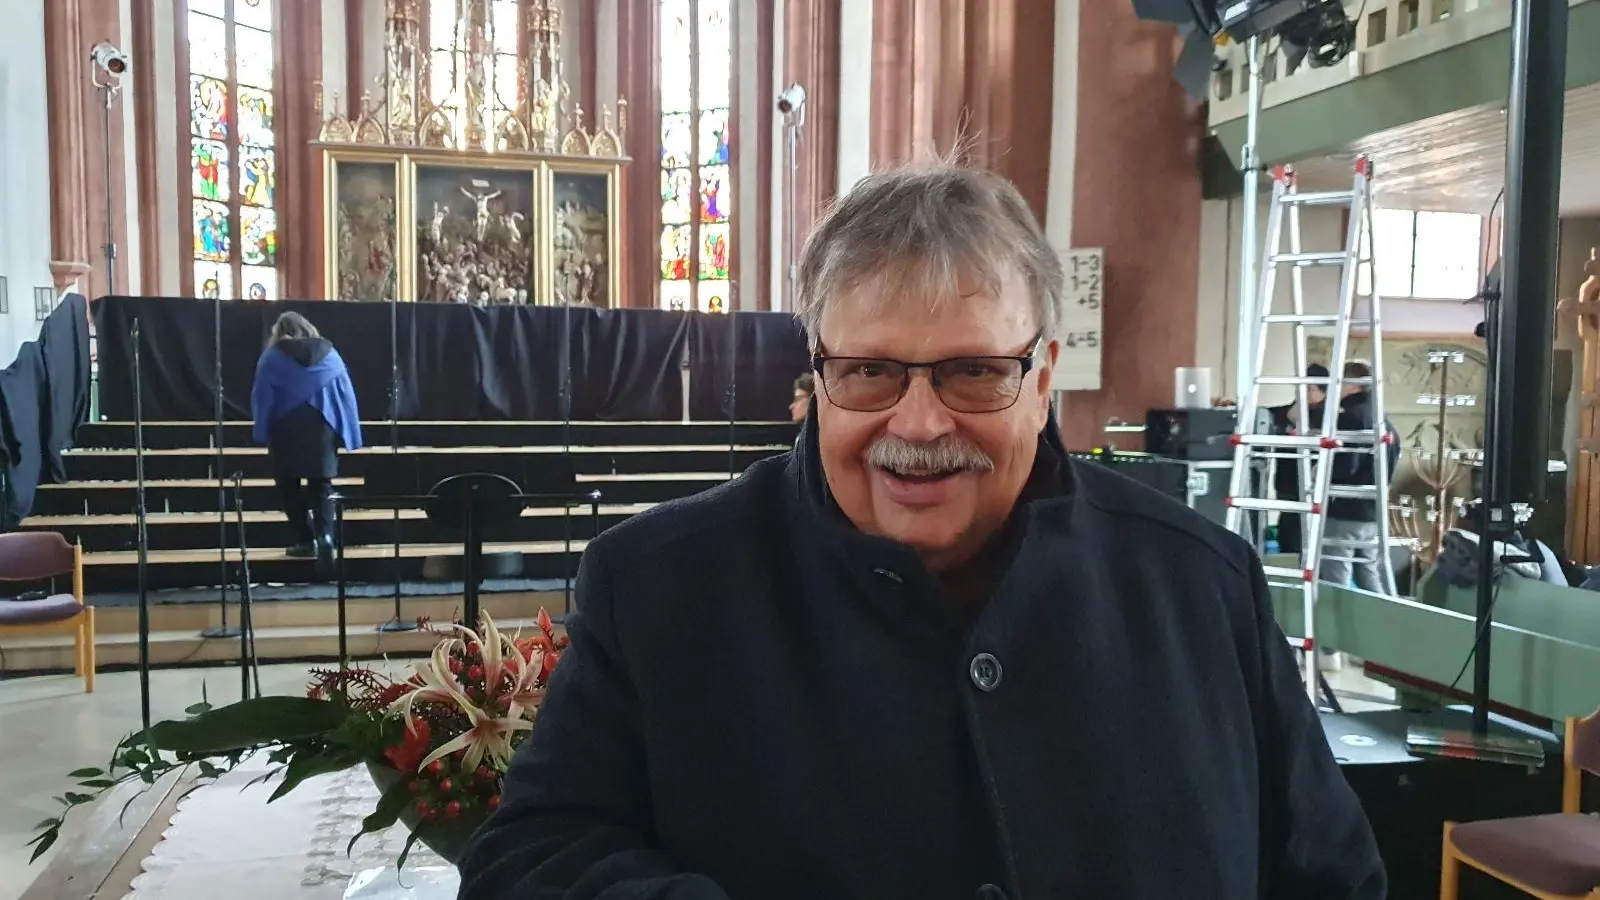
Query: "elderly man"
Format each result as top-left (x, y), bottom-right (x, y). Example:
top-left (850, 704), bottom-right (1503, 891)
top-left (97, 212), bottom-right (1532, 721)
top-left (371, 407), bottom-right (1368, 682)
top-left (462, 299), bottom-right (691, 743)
top-left (459, 165), bottom-right (1384, 899)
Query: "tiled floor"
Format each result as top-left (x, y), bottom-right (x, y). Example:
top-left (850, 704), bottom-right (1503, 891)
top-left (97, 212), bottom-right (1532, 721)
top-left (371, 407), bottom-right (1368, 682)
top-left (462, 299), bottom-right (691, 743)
top-left (0, 663), bottom-right (318, 900)
top-left (0, 659), bottom-right (1396, 900)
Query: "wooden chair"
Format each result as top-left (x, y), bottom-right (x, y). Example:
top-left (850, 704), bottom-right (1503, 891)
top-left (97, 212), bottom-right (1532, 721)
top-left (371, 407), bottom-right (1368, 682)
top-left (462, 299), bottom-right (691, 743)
top-left (1440, 710), bottom-right (1600, 899)
top-left (0, 532), bottom-right (94, 692)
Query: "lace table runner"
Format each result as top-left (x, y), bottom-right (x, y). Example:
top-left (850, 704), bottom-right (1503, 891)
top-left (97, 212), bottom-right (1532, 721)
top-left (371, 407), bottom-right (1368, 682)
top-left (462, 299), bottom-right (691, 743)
top-left (123, 757), bottom-right (453, 900)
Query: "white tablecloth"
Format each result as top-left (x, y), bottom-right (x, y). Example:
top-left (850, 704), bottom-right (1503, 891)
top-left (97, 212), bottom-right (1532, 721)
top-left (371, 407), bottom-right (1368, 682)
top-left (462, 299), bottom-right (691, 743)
top-left (122, 757), bottom-right (459, 900)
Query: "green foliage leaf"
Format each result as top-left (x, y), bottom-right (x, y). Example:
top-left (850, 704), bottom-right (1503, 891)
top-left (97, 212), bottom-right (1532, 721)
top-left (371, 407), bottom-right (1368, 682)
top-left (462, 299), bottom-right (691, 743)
top-left (27, 828), bottom-right (58, 862)
top-left (185, 702), bottom-right (213, 716)
top-left (78, 779), bottom-right (117, 789)
top-left (396, 831), bottom-right (421, 871)
top-left (68, 767), bottom-right (103, 778)
top-left (348, 777), bottom-right (413, 857)
top-left (144, 696), bottom-right (348, 754)
top-left (120, 748), bottom-right (149, 766)
top-left (267, 749), bottom-right (357, 803)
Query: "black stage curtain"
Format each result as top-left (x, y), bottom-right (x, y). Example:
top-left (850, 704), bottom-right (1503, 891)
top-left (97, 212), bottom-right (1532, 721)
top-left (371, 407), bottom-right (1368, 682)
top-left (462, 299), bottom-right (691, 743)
top-left (0, 295), bottom-right (92, 525)
top-left (95, 297), bottom-right (808, 423)
top-left (688, 311), bottom-right (808, 422)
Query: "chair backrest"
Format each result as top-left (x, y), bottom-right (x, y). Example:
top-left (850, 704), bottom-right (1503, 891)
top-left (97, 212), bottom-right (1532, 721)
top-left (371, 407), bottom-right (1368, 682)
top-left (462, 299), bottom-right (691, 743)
top-left (0, 532), bottom-right (75, 581)
top-left (1563, 709), bottom-right (1600, 813)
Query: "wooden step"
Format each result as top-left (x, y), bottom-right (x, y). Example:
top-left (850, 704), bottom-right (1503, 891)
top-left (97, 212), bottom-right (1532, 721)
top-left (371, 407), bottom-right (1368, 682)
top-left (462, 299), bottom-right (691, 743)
top-left (25, 502), bottom-right (653, 528)
top-left (83, 537), bottom-right (591, 567)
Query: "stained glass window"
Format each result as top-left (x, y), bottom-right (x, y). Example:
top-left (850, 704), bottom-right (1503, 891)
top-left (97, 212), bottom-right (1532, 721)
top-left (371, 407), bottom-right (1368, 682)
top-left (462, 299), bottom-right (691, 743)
top-left (425, 0), bottom-right (523, 148)
top-left (186, 0), bottom-right (278, 301)
top-left (658, 0), bottom-right (734, 312)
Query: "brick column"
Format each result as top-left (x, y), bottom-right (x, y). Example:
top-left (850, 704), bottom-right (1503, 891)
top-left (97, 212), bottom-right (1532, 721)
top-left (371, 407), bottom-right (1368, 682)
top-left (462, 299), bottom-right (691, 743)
top-left (45, 0), bottom-right (93, 295)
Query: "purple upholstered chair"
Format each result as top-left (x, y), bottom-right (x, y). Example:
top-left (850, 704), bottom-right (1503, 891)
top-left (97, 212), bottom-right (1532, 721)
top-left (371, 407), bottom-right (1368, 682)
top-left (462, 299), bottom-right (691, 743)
top-left (1440, 709), bottom-right (1600, 899)
top-left (0, 532), bottom-right (93, 692)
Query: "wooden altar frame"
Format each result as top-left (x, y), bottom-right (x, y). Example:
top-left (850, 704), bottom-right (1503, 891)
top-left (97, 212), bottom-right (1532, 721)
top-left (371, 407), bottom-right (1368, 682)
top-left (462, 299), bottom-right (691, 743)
top-left (316, 145), bottom-right (623, 307)
top-left (321, 148), bottom-right (406, 302)
top-left (542, 159), bottom-right (623, 309)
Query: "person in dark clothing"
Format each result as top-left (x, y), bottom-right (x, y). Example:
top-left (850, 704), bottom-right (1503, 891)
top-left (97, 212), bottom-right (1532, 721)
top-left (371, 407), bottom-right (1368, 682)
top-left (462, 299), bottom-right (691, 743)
top-left (1319, 360), bottom-right (1399, 592)
top-left (250, 312), bottom-right (362, 558)
top-left (458, 165), bottom-right (1384, 900)
top-left (1266, 363), bottom-right (1328, 554)
top-left (789, 371), bottom-right (814, 424)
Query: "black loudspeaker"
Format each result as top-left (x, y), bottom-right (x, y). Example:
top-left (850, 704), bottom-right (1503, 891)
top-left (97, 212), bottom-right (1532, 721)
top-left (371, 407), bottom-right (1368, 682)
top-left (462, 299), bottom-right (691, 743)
top-left (1146, 408), bottom-right (1237, 460)
top-left (1324, 709), bottom-right (1564, 900)
top-left (1068, 451), bottom-right (1189, 503)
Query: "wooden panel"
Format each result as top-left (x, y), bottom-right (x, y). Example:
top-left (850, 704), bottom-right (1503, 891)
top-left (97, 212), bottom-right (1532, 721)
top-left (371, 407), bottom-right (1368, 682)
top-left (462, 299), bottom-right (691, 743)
top-left (1571, 283), bottom-right (1600, 563)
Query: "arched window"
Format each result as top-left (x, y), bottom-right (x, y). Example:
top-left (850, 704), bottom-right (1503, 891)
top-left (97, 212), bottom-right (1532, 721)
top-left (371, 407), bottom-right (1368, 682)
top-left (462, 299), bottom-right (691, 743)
top-left (657, 0), bottom-right (733, 313)
top-left (185, 0), bottom-right (279, 301)
top-left (425, 0), bottom-right (526, 148)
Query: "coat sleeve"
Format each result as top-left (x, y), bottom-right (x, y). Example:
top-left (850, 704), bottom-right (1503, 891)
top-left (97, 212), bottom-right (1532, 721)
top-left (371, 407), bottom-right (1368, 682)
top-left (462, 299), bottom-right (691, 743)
top-left (455, 540), bottom-right (733, 900)
top-left (1248, 557), bottom-right (1387, 900)
top-left (250, 354), bottom-right (272, 445)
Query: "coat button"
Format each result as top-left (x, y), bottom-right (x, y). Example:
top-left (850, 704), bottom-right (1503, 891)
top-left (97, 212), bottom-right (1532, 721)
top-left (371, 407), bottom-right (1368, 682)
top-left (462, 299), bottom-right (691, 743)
top-left (976, 884), bottom-right (1008, 900)
top-left (969, 653), bottom-right (1002, 691)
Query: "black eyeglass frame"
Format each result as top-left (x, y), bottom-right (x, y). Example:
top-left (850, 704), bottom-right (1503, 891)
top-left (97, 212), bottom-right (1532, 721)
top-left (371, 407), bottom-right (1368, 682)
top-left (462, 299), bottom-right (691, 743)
top-left (810, 332), bottom-right (1045, 414)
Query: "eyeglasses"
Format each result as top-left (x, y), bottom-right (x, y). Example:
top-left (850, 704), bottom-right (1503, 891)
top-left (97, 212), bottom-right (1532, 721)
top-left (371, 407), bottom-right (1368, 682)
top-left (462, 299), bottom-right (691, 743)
top-left (811, 334), bottom-right (1043, 414)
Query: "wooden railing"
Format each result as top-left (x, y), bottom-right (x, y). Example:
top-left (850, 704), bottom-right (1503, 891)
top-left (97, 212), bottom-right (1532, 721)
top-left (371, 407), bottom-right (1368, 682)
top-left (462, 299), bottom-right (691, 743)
top-left (1207, 0), bottom-right (1516, 124)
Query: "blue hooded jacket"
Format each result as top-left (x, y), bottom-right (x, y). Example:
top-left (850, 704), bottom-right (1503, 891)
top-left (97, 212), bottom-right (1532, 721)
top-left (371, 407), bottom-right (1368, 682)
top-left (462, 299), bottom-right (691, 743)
top-left (250, 337), bottom-right (364, 451)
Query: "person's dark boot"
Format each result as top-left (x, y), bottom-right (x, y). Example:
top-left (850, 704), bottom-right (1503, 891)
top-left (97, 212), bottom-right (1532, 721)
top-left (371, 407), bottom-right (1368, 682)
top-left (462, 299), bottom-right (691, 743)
top-left (286, 542), bottom-right (318, 559)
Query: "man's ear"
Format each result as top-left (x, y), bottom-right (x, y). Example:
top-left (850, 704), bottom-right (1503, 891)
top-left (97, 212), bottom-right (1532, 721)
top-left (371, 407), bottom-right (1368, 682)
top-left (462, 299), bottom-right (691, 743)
top-left (1034, 339), bottom-right (1060, 421)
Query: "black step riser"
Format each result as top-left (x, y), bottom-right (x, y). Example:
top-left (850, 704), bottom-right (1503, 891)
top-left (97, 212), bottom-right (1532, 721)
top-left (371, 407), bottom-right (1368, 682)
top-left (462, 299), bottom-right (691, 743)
top-left (33, 512), bottom-right (629, 553)
top-left (76, 422), bottom-right (798, 450)
top-left (64, 449), bottom-right (782, 482)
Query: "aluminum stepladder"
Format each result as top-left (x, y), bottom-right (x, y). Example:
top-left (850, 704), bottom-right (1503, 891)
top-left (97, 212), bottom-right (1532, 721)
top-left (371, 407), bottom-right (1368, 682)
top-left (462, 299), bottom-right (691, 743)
top-left (1223, 157), bottom-right (1399, 702)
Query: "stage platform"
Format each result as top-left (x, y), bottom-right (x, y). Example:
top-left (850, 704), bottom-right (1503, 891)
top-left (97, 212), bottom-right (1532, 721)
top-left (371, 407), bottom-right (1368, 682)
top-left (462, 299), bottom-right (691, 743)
top-left (6, 418), bottom-right (794, 673)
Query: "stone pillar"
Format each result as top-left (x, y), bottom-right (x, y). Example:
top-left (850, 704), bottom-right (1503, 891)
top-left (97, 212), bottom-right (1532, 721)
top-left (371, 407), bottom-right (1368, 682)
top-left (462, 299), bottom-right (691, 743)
top-left (867, 0), bottom-right (1054, 221)
top-left (45, 0), bottom-right (93, 295)
top-left (781, 0), bottom-right (838, 308)
top-left (616, 0), bottom-right (660, 307)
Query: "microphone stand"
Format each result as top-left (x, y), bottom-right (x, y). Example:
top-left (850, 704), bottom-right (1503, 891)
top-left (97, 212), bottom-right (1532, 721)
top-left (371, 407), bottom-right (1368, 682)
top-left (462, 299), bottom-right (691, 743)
top-left (93, 74), bottom-right (121, 296)
top-left (232, 473), bottom-right (261, 700)
top-left (725, 283), bottom-right (739, 480)
top-left (781, 103), bottom-right (806, 310)
top-left (132, 318), bottom-right (151, 733)
top-left (201, 290), bottom-right (237, 638)
top-left (560, 293), bottom-right (575, 609)
top-left (376, 294), bottom-right (415, 632)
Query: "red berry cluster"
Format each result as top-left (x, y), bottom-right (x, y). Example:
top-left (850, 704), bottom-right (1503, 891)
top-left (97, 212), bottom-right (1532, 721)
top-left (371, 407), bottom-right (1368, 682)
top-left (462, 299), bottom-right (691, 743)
top-left (408, 753), bottom-right (504, 825)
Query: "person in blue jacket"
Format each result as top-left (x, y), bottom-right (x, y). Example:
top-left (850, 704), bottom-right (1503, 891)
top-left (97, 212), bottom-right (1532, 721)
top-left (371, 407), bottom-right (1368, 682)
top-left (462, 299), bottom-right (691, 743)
top-left (250, 311), bottom-right (362, 558)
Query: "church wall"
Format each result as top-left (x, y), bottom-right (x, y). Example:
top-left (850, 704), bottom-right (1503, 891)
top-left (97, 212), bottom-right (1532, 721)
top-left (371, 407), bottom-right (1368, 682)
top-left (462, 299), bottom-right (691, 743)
top-left (0, 0), bottom-right (55, 365)
top-left (1055, 0), bottom-right (1204, 448)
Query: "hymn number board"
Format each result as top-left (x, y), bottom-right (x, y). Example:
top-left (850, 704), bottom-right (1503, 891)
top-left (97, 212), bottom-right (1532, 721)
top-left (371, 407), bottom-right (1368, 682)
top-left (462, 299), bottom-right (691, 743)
top-left (1051, 248), bottom-right (1105, 391)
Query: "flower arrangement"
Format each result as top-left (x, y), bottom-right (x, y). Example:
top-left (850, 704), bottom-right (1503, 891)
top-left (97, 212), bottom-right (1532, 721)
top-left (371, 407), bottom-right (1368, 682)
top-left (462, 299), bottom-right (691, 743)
top-left (30, 609), bottom-right (568, 867)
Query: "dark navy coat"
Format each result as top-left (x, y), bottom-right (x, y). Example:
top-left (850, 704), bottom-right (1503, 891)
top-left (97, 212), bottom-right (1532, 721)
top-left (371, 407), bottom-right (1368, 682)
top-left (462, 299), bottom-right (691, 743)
top-left (460, 419), bottom-right (1385, 899)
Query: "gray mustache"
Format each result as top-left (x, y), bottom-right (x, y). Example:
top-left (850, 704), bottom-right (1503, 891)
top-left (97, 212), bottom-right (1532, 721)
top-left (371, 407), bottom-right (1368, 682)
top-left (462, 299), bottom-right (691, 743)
top-left (866, 436), bottom-right (995, 474)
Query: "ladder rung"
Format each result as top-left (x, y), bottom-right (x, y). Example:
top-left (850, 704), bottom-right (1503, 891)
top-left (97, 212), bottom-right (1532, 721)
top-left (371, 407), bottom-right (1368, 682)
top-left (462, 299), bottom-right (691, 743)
top-left (1228, 496), bottom-right (1316, 514)
top-left (1233, 434), bottom-right (1333, 449)
top-left (1260, 314), bottom-right (1375, 327)
top-left (1320, 555), bottom-right (1371, 564)
top-left (1263, 565), bottom-right (1312, 582)
top-left (1253, 375), bottom-right (1375, 386)
top-left (1332, 429), bottom-right (1380, 442)
top-left (1282, 190), bottom-right (1355, 207)
top-left (1326, 485), bottom-right (1378, 498)
top-left (1285, 635), bottom-right (1315, 650)
top-left (1270, 252), bottom-right (1348, 267)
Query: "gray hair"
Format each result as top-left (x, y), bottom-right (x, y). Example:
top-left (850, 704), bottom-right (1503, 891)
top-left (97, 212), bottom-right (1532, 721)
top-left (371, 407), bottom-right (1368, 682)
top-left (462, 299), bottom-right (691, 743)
top-left (794, 164), bottom-right (1062, 347)
top-left (269, 311), bottom-right (320, 344)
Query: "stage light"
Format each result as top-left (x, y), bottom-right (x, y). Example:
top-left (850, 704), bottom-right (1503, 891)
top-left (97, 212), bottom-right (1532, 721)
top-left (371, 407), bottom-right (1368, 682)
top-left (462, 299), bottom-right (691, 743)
top-left (1132, 0), bottom-right (1355, 99)
top-left (90, 42), bottom-right (129, 78)
top-left (776, 83), bottom-right (806, 115)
